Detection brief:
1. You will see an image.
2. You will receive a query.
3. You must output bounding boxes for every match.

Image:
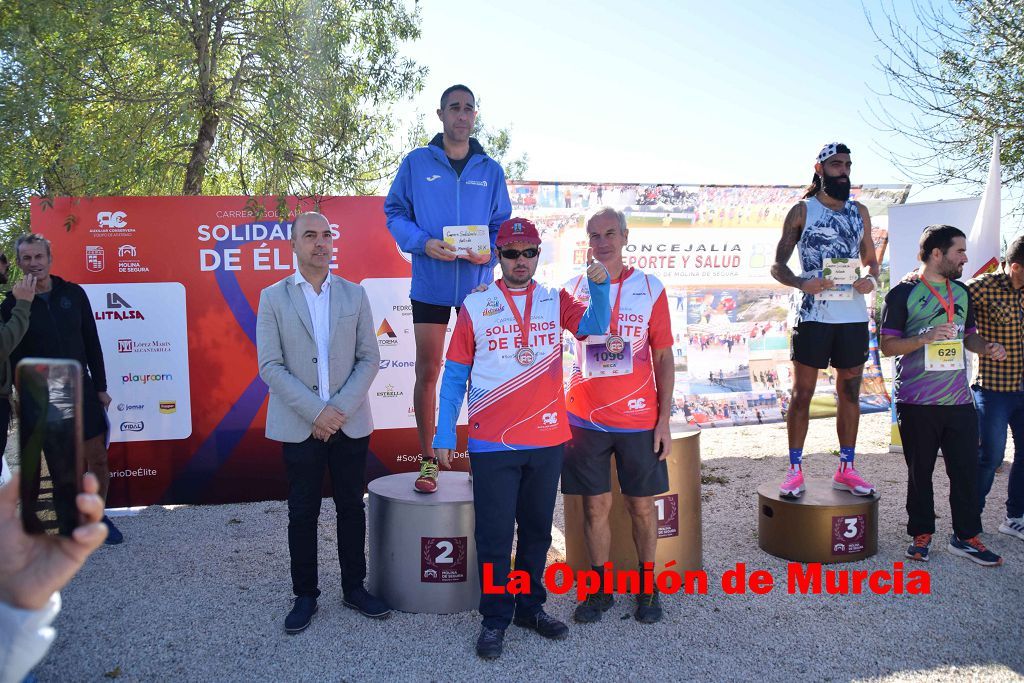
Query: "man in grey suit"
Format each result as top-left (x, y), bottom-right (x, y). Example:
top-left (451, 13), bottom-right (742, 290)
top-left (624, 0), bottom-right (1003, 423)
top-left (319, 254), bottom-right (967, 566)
top-left (256, 212), bottom-right (390, 634)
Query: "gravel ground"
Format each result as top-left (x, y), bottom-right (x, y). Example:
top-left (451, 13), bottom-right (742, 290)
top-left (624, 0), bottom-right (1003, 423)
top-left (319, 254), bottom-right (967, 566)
top-left (24, 412), bottom-right (1024, 682)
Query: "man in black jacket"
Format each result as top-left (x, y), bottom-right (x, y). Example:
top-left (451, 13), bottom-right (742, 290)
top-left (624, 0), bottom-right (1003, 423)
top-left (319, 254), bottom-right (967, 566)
top-left (0, 234), bottom-right (122, 543)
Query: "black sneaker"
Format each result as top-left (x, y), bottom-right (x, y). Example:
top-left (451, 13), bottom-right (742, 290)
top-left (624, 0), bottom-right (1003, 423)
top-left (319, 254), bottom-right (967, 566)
top-left (284, 596), bottom-right (317, 634)
top-left (947, 534), bottom-right (1004, 567)
top-left (573, 592), bottom-right (614, 623)
top-left (102, 516), bottom-right (124, 545)
top-left (512, 609), bottom-right (569, 639)
top-left (635, 590), bottom-right (663, 624)
top-left (475, 626), bottom-right (505, 660)
top-left (343, 587), bottom-right (392, 618)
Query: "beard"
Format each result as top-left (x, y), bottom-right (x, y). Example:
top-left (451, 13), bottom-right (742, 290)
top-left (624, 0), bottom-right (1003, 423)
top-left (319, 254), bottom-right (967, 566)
top-left (822, 173), bottom-right (851, 201)
top-left (938, 259), bottom-right (964, 280)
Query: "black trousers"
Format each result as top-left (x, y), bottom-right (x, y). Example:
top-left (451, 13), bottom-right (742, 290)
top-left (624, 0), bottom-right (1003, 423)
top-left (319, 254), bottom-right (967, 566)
top-left (470, 445), bottom-right (563, 629)
top-left (282, 432), bottom-right (369, 598)
top-left (896, 402), bottom-right (981, 540)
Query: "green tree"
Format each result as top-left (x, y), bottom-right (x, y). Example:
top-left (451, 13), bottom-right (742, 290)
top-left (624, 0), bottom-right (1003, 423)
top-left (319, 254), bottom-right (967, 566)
top-left (867, 0), bottom-right (1022, 204)
top-left (0, 0), bottom-right (424, 233)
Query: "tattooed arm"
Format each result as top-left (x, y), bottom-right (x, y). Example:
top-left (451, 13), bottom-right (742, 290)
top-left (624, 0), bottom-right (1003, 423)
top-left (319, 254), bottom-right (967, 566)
top-left (771, 202), bottom-right (828, 293)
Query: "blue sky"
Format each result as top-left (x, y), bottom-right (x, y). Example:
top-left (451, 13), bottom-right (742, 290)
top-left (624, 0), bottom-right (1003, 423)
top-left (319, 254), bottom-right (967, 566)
top-left (395, 0), bottom-right (990, 207)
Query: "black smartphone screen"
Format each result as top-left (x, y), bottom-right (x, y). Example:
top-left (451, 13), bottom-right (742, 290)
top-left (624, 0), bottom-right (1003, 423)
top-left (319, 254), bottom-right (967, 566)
top-left (17, 359), bottom-right (84, 536)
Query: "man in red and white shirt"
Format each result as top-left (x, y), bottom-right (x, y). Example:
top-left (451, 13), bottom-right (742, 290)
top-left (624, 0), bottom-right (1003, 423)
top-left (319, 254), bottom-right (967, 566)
top-left (561, 207), bottom-right (674, 625)
top-left (432, 218), bottom-right (610, 660)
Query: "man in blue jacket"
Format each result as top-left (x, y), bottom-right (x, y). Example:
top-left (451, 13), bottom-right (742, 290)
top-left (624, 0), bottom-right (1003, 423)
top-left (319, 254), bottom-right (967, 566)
top-left (384, 84), bottom-right (512, 493)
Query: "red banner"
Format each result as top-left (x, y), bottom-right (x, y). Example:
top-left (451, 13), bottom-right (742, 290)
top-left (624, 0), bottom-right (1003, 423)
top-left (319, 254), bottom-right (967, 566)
top-left (33, 196), bottom-right (449, 506)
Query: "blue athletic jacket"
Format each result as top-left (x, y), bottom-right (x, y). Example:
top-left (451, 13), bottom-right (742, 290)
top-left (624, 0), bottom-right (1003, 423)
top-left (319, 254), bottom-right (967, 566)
top-left (384, 135), bottom-right (512, 307)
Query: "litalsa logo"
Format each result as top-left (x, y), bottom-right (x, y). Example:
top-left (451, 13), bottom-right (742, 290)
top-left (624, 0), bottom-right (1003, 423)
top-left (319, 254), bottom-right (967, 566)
top-left (120, 421), bottom-right (144, 432)
top-left (465, 180), bottom-right (488, 187)
top-left (95, 293), bottom-right (145, 321)
top-left (376, 383), bottom-right (403, 398)
top-left (122, 373), bottom-right (172, 384)
top-left (376, 319), bottom-right (399, 346)
top-left (481, 297), bottom-right (503, 317)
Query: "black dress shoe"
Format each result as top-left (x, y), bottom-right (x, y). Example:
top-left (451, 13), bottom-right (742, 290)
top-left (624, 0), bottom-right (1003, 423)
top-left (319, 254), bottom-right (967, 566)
top-left (284, 596), bottom-right (317, 634)
top-left (475, 626), bottom-right (505, 659)
top-left (512, 609), bottom-right (569, 639)
top-left (343, 587), bottom-right (392, 619)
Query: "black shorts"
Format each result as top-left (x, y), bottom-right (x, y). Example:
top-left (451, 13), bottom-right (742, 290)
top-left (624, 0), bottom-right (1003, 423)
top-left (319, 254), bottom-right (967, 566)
top-left (561, 425), bottom-right (669, 497)
top-left (791, 321), bottom-right (869, 370)
top-left (411, 299), bottom-right (459, 325)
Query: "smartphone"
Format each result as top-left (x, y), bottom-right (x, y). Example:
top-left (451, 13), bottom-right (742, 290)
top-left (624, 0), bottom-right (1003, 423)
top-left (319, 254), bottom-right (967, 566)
top-left (17, 358), bottom-right (84, 536)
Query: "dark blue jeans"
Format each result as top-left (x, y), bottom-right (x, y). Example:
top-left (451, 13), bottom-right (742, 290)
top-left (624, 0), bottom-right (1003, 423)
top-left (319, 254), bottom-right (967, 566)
top-left (470, 445), bottom-right (563, 630)
top-left (973, 387), bottom-right (1024, 519)
top-left (282, 432), bottom-right (369, 598)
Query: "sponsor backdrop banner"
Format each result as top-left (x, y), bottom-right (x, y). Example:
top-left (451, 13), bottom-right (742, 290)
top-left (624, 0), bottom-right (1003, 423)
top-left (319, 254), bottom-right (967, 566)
top-left (34, 184), bottom-right (907, 506)
top-left (509, 182), bottom-right (907, 432)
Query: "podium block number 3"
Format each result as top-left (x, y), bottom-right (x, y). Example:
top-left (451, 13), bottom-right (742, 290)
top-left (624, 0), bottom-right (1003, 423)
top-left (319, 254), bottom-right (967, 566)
top-left (841, 517), bottom-right (860, 539)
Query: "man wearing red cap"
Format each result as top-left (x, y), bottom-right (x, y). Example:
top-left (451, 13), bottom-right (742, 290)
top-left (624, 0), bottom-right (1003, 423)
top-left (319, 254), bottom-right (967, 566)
top-left (771, 142), bottom-right (880, 499)
top-left (433, 218), bottom-right (610, 660)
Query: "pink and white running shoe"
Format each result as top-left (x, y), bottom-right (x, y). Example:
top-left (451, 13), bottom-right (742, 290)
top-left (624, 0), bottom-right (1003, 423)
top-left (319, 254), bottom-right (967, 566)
top-left (779, 468), bottom-right (805, 498)
top-left (832, 465), bottom-right (876, 496)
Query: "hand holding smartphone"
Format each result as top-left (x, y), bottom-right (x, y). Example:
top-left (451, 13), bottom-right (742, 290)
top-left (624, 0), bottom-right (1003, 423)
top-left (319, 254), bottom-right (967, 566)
top-left (17, 359), bottom-right (84, 536)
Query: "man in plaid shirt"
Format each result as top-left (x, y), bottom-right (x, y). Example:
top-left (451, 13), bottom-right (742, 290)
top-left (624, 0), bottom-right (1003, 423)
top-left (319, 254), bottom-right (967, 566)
top-left (967, 235), bottom-right (1024, 542)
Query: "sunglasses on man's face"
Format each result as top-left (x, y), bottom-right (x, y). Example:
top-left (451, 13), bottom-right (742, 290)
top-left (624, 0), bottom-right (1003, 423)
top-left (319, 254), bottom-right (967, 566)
top-left (499, 248), bottom-right (539, 260)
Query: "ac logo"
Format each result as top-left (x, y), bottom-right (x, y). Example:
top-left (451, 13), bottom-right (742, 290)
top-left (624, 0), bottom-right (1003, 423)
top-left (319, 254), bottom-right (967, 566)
top-left (97, 211), bottom-right (127, 229)
top-left (541, 412), bottom-right (558, 425)
top-left (627, 398), bottom-right (647, 411)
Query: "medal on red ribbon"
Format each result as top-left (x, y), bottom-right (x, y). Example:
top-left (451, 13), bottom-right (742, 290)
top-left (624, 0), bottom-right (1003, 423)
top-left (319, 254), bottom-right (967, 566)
top-left (605, 268), bottom-right (632, 353)
top-left (497, 279), bottom-right (536, 367)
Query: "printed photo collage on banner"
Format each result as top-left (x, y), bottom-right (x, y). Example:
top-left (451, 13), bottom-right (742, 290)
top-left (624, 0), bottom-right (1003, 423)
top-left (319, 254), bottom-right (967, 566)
top-left (33, 185), bottom-right (907, 506)
top-left (509, 181), bottom-right (907, 430)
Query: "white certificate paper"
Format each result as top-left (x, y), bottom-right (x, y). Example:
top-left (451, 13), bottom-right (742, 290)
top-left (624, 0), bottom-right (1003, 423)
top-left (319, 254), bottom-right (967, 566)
top-left (443, 225), bottom-right (491, 257)
top-left (822, 258), bottom-right (858, 285)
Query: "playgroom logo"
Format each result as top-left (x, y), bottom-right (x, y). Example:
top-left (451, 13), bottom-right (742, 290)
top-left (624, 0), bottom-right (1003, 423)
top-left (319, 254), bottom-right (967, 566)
top-left (376, 319), bottom-right (399, 346)
top-left (122, 372), bottom-right (172, 384)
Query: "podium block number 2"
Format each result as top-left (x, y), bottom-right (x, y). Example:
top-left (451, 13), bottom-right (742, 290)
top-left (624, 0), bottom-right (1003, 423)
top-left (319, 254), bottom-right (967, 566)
top-left (421, 536), bottom-right (468, 583)
top-left (434, 540), bottom-right (454, 564)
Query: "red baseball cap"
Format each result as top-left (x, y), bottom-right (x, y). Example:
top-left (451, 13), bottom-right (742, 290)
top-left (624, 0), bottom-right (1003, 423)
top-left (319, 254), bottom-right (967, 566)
top-left (495, 218), bottom-right (541, 247)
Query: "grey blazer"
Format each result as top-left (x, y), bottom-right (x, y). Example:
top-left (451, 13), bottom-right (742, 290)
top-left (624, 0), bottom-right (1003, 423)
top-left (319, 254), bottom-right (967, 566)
top-left (256, 273), bottom-right (379, 443)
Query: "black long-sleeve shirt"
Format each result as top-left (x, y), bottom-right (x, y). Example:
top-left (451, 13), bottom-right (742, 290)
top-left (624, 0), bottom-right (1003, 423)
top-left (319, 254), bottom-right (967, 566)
top-left (0, 275), bottom-right (107, 391)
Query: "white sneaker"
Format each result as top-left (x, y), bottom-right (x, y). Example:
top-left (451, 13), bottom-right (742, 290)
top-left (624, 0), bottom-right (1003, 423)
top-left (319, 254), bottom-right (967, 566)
top-left (998, 515), bottom-right (1024, 540)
